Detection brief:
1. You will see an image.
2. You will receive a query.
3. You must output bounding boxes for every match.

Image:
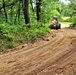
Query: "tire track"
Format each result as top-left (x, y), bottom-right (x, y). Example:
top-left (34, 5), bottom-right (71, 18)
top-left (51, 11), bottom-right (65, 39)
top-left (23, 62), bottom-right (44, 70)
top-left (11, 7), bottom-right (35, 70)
top-left (0, 28), bottom-right (76, 75)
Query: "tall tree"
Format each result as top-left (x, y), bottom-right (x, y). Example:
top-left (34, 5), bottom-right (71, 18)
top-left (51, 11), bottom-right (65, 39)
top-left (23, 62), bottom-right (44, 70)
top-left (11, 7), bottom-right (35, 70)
top-left (36, 0), bottom-right (41, 21)
top-left (23, 0), bottom-right (30, 24)
top-left (2, 0), bottom-right (8, 22)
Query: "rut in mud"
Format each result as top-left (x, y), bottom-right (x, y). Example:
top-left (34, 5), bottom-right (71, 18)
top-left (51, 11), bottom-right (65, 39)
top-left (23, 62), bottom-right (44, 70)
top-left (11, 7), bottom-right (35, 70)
top-left (0, 28), bottom-right (76, 75)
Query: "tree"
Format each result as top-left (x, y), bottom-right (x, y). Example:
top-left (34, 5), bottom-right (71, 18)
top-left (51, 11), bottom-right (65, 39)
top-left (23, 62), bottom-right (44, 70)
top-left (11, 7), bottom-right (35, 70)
top-left (36, 0), bottom-right (41, 21)
top-left (2, 0), bottom-right (8, 22)
top-left (23, 0), bottom-right (30, 24)
top-left (69, 0), bottom-right (76, 16)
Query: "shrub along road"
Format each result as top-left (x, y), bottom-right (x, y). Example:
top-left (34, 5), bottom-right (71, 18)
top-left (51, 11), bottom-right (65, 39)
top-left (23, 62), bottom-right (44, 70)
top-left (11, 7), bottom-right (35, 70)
top-left (0, 24), bottom-right (76, 75)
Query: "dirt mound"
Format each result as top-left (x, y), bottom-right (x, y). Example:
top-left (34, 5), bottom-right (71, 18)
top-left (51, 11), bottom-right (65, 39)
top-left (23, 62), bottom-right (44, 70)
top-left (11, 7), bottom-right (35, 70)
top-left (0, 28), bottom-right (76, 75)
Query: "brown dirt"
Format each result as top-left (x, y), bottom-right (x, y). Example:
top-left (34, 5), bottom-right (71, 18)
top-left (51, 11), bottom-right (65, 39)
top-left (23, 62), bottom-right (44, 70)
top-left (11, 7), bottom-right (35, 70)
top-left (0, 28), bottom-right (76, 75)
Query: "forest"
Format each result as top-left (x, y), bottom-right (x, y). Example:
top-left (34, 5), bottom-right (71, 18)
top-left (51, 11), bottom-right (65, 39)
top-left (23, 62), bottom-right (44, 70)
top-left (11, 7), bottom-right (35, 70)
top-left (0, 0), bottom-right (76, 51)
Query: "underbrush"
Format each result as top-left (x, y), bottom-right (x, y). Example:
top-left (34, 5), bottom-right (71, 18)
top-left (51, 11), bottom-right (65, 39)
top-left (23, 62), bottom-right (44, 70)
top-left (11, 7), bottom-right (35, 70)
top-left (0, 22), bottom-right (50, 51)
top-left (70, 16), bottom-right (76, 28)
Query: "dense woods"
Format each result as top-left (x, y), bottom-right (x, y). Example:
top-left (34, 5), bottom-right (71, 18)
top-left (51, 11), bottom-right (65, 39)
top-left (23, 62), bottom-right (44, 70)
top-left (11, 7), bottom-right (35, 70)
top-left (0, 0), bottom-right (76, 51)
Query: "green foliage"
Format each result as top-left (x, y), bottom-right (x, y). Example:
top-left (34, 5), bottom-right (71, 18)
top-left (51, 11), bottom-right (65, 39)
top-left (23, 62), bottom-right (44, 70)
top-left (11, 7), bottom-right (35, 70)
top-left (70, 16), bottom-right (76, 27)
top-left (60, 0), bottom-right (76, 17)
top-left (69, 0), bottom-right (76, 16)
top-left (40, 1), bottom-right (62, 23)
top-left (61, 17), bottom-right (72, 22)
top-left (1, 0), bottom-right (72, 52)
top-left (0, 22), bottom-right (50, 51)
top-left (0, 23), bottom-right (16, 40)
top-left (61, 3), bottom-right (71, 16)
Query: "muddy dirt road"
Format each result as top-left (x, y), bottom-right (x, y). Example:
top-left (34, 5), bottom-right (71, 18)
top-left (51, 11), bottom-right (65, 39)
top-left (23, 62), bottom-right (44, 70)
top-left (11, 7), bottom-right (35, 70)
top-left (0, 25), bottom-right (76, 75)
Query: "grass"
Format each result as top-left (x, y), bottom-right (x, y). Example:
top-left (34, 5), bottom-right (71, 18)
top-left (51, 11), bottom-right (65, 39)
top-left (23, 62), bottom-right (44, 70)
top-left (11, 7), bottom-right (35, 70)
top-left (62, 17), bottom-right (70, 20)
top-left (61, 22), bottom-right (72, 25)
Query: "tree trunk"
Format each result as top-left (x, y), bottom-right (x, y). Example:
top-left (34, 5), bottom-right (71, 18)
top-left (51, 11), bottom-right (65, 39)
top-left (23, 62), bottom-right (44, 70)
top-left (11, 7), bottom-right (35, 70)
top-left (23, 0), bottom-right (30, 24)
top-left (18, 2), bottom-right (21, 22)
top-left (14, 2), bottom-right (21, 24)
top-left (3, 0), bottom-right (8, 22)
top-left (10, 5), bottom-right (13, 23)
top-left (36, 0), bottom-right (41, 21)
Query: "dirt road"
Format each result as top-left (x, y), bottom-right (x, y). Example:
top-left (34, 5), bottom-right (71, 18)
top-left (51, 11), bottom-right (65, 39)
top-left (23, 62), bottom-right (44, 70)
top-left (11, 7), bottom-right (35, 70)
top-left (61, 23), bottom-right (70, 28)
top-left (0, 25), bottom-right (76, 75)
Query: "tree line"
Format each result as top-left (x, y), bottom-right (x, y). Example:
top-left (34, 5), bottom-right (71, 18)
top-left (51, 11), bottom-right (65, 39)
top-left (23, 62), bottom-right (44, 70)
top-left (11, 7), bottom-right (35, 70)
top-left (0, 0), bottom-right (76, 25)
top-left (0, 0), bottom-right (42, 24)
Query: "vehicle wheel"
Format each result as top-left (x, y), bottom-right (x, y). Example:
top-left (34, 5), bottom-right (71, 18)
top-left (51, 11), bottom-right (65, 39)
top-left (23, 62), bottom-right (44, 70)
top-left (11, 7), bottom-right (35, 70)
top-left (56, 25), bottom-right (59, 30)
top-left (59, 24), bottom-right (61, 29)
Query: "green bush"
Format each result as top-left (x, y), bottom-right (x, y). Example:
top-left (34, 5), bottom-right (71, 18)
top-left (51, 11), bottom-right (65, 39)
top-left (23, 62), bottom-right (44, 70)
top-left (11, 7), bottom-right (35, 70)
top-left (0, 22), bottom-right (50, 51)
top-left (70, 16), bottom-right (76, 27)
top-left (72, 16), bottom-right (76, 25)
